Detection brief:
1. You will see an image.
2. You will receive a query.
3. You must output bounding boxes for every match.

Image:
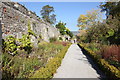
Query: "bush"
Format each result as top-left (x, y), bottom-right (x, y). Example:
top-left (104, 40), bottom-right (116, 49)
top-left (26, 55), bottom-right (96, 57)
top-left (53, 41), bottom-right (69, 46)
top-left (31, 44), bottom-right (71, 78)
top-left (59, 37), bottom-right (63, 41)
top-left (78, 43), bottom-right (120, 79)
top-left (81, 43), bottom-right (101, 52)
top-left (99, 59), bottom-right (120, 78)
top-left (100, 45), bottom-right (120, 62)
top-left (49, 37), bottom-right (57, 43)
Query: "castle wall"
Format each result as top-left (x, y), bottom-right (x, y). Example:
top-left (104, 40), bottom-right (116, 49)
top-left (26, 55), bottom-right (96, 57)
top-left (1, 2), bottom-right (60, 43)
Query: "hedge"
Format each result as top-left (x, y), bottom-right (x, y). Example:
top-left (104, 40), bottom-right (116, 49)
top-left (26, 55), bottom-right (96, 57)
top-left (78, 43), bottom-right (120, 79)
top-left (30, 44), bottom-right (71, 78)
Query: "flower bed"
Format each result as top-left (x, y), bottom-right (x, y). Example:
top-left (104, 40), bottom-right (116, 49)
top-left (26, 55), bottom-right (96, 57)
top-left (2, 42), bottom-right (70, 79)
top-left (31, 44), bottom-right (71, 78)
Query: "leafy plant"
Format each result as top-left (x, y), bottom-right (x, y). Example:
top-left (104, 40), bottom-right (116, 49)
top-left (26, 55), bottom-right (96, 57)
top-left (49, 37), bottom-right (57, 43)
top-left (4, 36), bottom-right (17, 56)
top-left (18, 34), bottom-right (32, 54)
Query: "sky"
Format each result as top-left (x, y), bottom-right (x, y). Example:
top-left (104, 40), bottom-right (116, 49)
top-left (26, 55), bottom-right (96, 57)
top-left (12, 0), bottom-right (108, 2)
top-left (19, 2), bottom-right (106, 31)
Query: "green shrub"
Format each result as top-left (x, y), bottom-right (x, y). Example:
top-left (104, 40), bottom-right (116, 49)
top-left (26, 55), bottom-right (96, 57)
top-left (2, 53), bottom-right (13, 67)
top-left (82, 43), bottom-right (101, 52)
top-left (59, 37), bottom-right (63, 41)
top-left (16, 57), bottom-right (42, 78)
top-left (49, 37), bottom-right (57, 43)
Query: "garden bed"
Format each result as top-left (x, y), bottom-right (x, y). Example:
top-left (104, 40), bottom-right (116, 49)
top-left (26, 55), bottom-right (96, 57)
top-left (2, 42), bottom-right (71, 79)
top-left (31, 43), bottom-right (71, 78)
top-left (78, 43), bottom-right (120, 79)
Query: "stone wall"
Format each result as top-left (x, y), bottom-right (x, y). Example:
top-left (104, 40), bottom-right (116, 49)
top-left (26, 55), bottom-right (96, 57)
top-left (1, 2), bottom-right (60, 43)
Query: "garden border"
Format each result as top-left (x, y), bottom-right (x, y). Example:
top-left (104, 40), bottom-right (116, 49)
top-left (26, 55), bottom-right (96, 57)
top-left (31, 44), bottom-right (71, 78)
top-left (78, 43), bottom-right (120, 79)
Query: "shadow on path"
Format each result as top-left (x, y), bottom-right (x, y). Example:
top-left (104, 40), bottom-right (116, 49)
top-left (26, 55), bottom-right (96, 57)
top-left (77, 44), bottom-right (107, 80)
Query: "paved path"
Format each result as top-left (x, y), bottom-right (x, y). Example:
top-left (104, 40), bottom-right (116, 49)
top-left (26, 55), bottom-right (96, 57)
top-left (53, 44), bottom-right (105, 78)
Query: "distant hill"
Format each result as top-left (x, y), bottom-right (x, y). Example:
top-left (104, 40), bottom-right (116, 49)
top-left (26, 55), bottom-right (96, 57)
top-left (71, 31), bottom-right (79, 36)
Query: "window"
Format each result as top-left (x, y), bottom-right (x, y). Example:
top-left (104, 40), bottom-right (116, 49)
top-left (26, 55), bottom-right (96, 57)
top-left (3, 7), bottom-right (7, 13)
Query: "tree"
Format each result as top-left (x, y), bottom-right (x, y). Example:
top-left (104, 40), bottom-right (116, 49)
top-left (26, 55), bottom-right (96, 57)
top-left (40, 5), bottom-right (56, 24)
top-left (56, 22), bottom-right (73, 38)
top-left (77, 3), bottom-right (120, 45)
top-left (77, 9), bottom-right (102, 30)
top-left (99, 2), bottom-right (120, 44)
top-left (56, 22), bottom-right (66, 35)
top-left (86, 9), bottom-right (102, 25)
top-left (77, 9), bottom-right (103, 40)
top-left (77, 15), bottom-right (88, 29)
top-left (66, 28), bottom-right (73, 38)
top-left (100, 2), bottom-right (120, 19)
top-left (50, 14), bottom-right (56, 24)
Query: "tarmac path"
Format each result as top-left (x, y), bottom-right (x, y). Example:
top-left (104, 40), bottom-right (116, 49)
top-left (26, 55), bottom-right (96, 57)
top-left (53, 44), bottom-right (105, 78)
